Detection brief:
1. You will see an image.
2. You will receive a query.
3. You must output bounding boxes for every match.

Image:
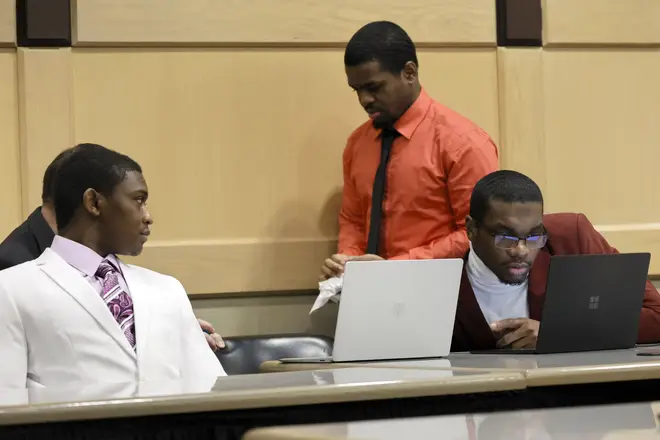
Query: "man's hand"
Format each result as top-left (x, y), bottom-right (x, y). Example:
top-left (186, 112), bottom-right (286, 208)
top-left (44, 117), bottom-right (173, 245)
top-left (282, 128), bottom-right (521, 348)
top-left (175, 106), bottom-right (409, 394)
top-left (198, 318), bottom-right (225, 352)
top-left (320, 254), bottom-right (350, 281)
top-left (319, 254), bottom-right (384, 281)
top-left (490, 318), bottom-right (540, 349)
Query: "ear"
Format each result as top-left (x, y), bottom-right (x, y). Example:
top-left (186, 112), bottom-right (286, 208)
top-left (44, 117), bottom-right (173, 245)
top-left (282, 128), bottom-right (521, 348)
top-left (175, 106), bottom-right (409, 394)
top-left (465, 215), bottom-right (477, 241)
top-left (81, 188), bottom-right (104, 218)
top-left (401, 61), bottom-right (418, 84)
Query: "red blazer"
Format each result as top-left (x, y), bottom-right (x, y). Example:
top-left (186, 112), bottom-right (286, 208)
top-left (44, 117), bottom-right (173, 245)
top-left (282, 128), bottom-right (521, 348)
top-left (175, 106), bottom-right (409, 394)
top-left (451, 213), bottom-right (660, 352)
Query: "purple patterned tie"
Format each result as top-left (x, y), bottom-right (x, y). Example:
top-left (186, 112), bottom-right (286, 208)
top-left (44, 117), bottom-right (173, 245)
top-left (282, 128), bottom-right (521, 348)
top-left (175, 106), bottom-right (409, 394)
top-left (96, 261), bottom-right (136, 350)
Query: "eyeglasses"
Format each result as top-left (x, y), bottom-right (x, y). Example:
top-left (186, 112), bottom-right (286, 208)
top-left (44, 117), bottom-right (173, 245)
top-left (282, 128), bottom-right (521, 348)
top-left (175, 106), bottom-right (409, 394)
top-left (476, 222), bottom-right (548, 250)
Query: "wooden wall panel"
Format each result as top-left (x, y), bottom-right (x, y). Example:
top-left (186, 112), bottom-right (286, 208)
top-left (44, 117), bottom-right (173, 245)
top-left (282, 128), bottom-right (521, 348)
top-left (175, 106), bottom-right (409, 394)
top-left (541, 49), bottom-right (660, 222)
top-left (544, 0), bottom-right (660, 46)
top-left (70, 48), bottom-right (498, 293)
top-left (542, 49), bottom-right (660, 272)
top-left (496, 48), bottom-right (546, 191)
top-left (72, 0), bottom-right (496, 46)
top-left (0, 50), bottom-right (21, 237)
top-left (421, 49), bottom-right (499, 142)
top-left (17, 48), bottom-right (75, 214)
top-left (70, 49), bottom-right (360, 242)
top-left (497, 47), bottom-right (660, 273)
top-left (0, 0), bottom-right (15, 46)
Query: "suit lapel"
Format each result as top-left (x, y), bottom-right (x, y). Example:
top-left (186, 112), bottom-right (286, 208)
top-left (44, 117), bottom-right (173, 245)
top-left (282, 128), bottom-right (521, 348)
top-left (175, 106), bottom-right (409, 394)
top-left (119, 261), bottom-right (152, 357)
top-left (37, 249), bottom-right (136, 359)
top-left (527, 249), bottom-right (551, 320)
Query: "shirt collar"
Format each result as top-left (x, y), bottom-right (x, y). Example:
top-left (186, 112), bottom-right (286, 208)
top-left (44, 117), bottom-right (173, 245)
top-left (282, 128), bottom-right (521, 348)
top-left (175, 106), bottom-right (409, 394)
top-left (50, 235), bottom-right (122, 277)
top-left (372, 88), bottom-right (432, 141)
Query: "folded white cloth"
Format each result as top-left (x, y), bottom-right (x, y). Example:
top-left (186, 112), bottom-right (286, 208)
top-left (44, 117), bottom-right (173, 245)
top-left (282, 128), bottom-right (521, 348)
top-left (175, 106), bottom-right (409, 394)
top-left (310, 275), bottom-right (343, 314)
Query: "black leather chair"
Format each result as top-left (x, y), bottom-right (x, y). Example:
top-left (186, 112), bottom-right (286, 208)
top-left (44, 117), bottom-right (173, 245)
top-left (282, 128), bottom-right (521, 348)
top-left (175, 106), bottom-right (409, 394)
top-left (215, 334), bottom-right (333, 375)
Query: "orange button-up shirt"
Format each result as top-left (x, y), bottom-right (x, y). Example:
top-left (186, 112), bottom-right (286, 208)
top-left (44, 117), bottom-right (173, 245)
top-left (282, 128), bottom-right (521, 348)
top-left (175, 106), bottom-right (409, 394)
top-left (339, 89), bottom-right (499, 260)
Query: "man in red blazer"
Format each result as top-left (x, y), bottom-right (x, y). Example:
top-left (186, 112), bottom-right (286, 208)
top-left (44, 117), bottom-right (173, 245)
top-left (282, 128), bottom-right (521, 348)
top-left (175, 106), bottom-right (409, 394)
top-left (452, 170), bottom-right (660, 351)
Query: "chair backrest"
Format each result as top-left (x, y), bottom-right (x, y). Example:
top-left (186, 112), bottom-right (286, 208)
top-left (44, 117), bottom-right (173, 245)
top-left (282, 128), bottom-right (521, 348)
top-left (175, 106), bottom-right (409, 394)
top-left (215, 334), bottom-right (334, 375)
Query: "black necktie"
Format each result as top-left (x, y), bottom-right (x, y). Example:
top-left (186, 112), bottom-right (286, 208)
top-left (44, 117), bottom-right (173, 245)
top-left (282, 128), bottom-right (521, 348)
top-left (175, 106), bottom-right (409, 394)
top-left (366, 127), bottom-right (399, 255)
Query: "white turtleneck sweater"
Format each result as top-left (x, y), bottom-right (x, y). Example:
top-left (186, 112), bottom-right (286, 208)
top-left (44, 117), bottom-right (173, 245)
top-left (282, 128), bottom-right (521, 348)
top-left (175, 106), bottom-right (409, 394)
top-left (466, 243), bottom-right (529, 325)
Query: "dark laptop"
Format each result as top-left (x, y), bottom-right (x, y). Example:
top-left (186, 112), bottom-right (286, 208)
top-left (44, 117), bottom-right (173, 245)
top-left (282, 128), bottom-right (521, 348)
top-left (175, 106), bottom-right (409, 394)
top-left (471, 253), bottom-right (651, 355)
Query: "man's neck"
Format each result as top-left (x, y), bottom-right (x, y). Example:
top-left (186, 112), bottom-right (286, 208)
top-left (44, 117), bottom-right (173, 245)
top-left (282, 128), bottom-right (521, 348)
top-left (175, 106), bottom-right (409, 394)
top-left (391, 84), bottom-right (422, 125)
top-left (40, 203), bottom-right (58, 233)
top-left (410, 83), bottom-right (421, 102)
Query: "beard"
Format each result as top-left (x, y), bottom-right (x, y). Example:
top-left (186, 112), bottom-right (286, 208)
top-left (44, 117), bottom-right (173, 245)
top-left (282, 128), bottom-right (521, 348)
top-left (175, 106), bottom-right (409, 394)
top-left (501, 279), bottom-right (527, 286)
top-left (496, 272), bottom-right (530, 286)
top-left (372, 119), bottom-right (392, 129)
top-left (370, 112), bottom-right (395, 129)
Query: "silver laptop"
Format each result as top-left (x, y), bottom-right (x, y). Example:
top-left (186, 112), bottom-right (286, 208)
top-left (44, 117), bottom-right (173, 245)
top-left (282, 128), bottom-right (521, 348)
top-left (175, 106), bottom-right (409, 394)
top-left (282, 258), bottom-right (464, 363)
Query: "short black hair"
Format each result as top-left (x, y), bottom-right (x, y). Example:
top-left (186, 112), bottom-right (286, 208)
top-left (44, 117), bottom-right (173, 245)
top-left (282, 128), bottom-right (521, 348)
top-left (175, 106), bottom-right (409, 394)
top-left (53, 143), bottom-right (142, 231)
top-left (344, 21), bottom-right (418, 74)
top-left (470, 170), bottom-right (544, 223)
top-left (42, 148), bottom-right (76, 203)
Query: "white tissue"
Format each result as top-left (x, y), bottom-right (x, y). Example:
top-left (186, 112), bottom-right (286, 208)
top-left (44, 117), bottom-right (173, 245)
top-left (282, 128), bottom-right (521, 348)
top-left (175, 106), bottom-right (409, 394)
top-left (310, 275), bottom-right (343, 314)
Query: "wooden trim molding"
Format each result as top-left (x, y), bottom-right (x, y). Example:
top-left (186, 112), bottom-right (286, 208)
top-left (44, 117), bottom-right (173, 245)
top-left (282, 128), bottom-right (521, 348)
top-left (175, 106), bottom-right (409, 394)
top-left (596, 224), bottom-right (660, 275)
top-left (125, 238), bottom-right (338, 295)
top-left (72, 0), bottom-right (496, 46)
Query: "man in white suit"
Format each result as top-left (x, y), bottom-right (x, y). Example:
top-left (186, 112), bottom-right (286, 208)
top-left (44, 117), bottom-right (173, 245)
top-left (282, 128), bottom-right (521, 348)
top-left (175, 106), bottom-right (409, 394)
top-left (0, 144), bottom-right (226, 388)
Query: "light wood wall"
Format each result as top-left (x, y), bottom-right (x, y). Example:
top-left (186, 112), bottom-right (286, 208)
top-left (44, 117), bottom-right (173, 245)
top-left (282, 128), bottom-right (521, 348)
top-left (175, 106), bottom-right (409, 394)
top-left (0, 0), bottom-right (15, 47)
top-left (11, 0), bottom-right (499, 298)
top-left (2, 1), bottom-right (659, 337)
top-left (71, 0), bottom-right (496, 46)
top-left (0, 0), bottom-right (20, 237)
top-left (502, 0), bottom-right (660, 275)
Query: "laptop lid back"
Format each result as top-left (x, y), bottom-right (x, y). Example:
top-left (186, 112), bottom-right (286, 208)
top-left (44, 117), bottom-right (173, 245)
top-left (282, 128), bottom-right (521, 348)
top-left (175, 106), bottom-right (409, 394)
top-left (333, 259), bottom-right (464, 362)
top-left (536, 253), bottom-right (650, 354)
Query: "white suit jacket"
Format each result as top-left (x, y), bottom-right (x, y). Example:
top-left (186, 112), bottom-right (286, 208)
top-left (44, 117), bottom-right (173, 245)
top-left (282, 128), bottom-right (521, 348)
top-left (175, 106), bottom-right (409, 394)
top-left (0, 248), bottom-right (226, 388)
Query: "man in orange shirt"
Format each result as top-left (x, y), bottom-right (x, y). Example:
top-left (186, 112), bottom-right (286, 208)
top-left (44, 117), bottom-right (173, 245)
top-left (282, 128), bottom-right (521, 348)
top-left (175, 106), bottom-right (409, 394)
top-left (320, 21), bottom-right (499, 280)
